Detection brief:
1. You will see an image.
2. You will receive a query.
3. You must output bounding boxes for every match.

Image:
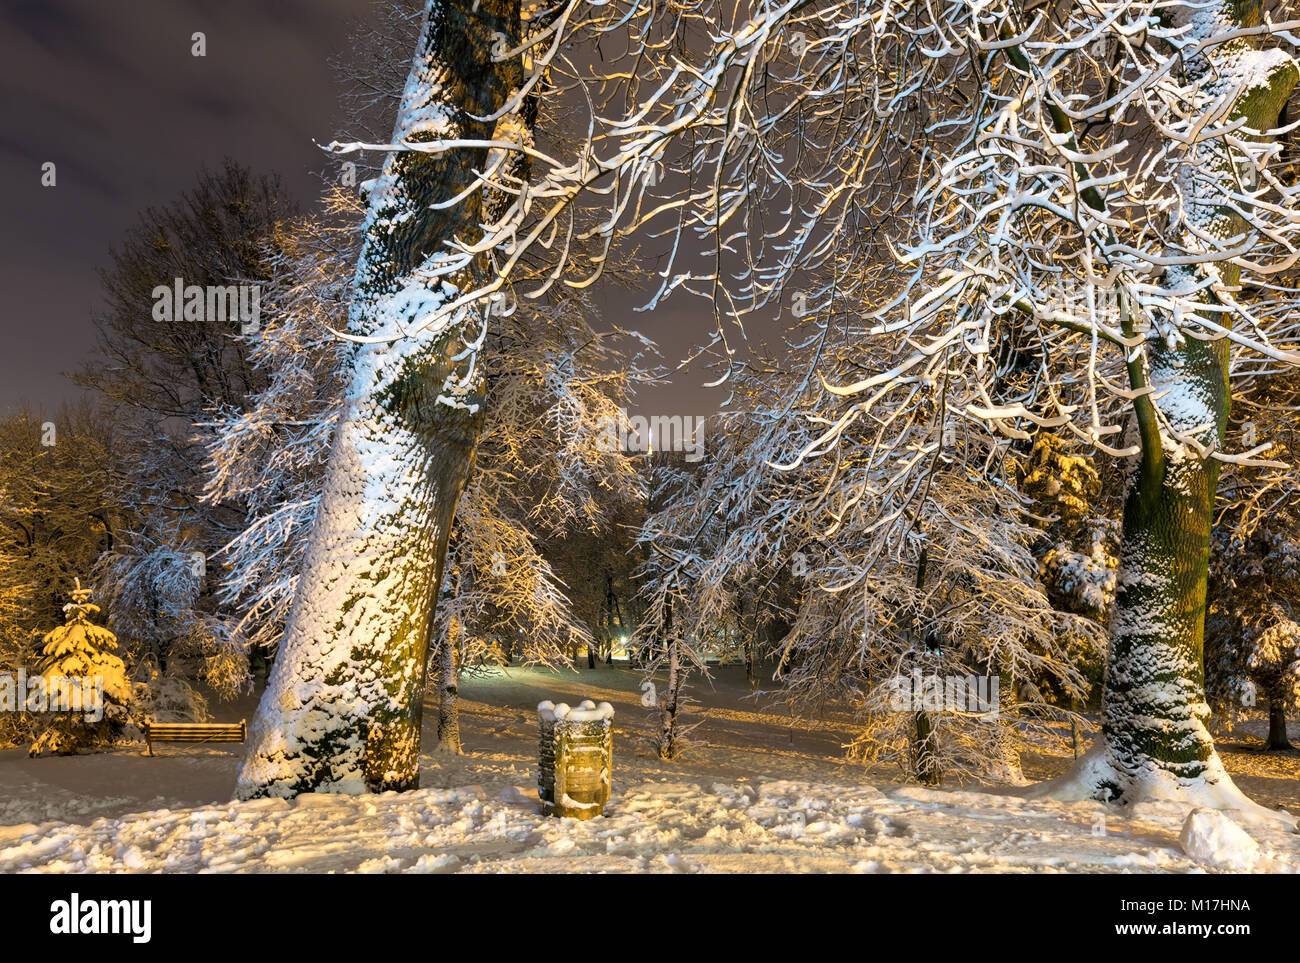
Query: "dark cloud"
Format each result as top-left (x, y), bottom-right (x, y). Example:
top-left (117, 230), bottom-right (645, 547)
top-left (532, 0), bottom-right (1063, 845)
top-left (0, 0), bottom-right (360, 412)
top-left (0, 0), bottom-right (732, 418)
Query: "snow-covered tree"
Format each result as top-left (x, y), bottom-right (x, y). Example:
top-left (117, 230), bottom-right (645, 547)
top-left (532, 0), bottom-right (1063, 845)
top-left (1017, 433), bottom-right (1119, 736)
top-left (1244, 620), bottom-right (1300, 747)
top-left (777, 463), bottom-right (1099, 786)
top-left (215, 199), bottom-right (647, 788)
top-left (635, 450), bottom-right (709, 759)
top-left (185, 0), bottom-right (1300, 808)
top-left (449, 0), bottom-right (1299, 808)
top-left (71, 161), bottom-right (294, 720)
top-left (201, 190), bottom-right (360, 662)
top-left (1021, 436), bottom-right (1119, 622)
top-left (632, 346), bottom-right (1099, 782)
top-left (223, 0), bottom-right (701, 794)
top-left (28, 581), bottom-right (132, 757)
top-left (1208, 381), bottom-right (1300, 750)
top-left (0, 407), bottom-right (116, 747)
top-left (787, 0), bottom-right (1300, 806)
top-left (93, 523), bottom-right (246, 712)
top-left (230, 0), bottom-right (537, 797)
top-left (206, 180), bottom-right (646, 753)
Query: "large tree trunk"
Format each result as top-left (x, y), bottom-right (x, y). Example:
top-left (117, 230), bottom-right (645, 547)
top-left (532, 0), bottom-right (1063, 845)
top-left (236, 0), bottom-right (522, 798)
top-left (1100, 338), bottom-right (1226, 795)
top-left (1072, 0), bottom-right (1297, 806)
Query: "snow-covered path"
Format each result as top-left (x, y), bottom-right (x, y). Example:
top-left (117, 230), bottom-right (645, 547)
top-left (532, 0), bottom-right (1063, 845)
top-left (1, 777), bottom-right (1296, 873)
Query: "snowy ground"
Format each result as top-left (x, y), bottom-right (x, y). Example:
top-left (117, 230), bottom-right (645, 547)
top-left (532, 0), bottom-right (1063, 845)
top-left (0, 665), bottom-right (1297, 872)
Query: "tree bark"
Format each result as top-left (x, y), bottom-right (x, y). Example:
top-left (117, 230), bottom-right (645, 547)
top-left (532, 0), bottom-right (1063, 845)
top-left (658, 638), bottom-right (683, 760)
top-left (1266, 697), bottom-right (1292, 751)
top-left (905, 545), bottom-right (941, 784)
top-left (236, 0), bottom-right (522, 798)
top-left (656, 597), bottom-right (686, 759)
top-left (436, 621), bottom-right (461, 754)
top-left (912, 710), bottom-right (941, 786)
top-left (1102, 346), bottom-right (1225, 791)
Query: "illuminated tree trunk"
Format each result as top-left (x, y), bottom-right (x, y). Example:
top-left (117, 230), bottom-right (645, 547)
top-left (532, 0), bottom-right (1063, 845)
top-left (1089, 0), bottom-right (1297, 802)
top-left (436, 620), bottom-right (461, 754)
top-left (658, 637), bottom-right (684, 760)
top-left (656, 599), bottom-right (687, 759)
top-left (1100, 340), bottom-right (1226, 794)
top-left (236, 0), bottom-right (522, 798)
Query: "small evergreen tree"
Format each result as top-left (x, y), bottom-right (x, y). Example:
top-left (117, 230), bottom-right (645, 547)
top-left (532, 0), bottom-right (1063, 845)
top-left (29, 580), bottom-right (132, 757)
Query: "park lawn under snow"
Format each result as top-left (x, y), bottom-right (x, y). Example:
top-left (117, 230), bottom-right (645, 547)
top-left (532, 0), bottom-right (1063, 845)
top-left (4, 777), bottom-right (1300, 874)
top-left (0, 666), bottom-right (1297, 873)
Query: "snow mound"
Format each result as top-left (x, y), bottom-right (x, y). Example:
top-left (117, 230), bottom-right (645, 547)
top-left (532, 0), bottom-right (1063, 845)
top-left (1029, 744), bottom-right (1297, 830)
top-left (538, 699), bottom-right (615, 723)
top-left (1179, 809), bottom-right (1260, 872)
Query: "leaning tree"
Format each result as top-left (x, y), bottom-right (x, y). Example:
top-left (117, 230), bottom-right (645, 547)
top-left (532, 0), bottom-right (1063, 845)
top-left (235, 0), bottom-right (536, 796)
top-left (208, 185), bottom-right (645, 758)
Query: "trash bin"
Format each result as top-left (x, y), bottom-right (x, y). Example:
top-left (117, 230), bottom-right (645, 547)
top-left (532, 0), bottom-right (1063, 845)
top-left (537, 699), bottom-right (614, 819)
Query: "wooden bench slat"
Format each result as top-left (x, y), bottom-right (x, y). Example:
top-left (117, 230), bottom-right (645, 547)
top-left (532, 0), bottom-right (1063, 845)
top-left (144, 720), bottom-right (246, 755)
top-left (145, 725), bottom-right (245, 731)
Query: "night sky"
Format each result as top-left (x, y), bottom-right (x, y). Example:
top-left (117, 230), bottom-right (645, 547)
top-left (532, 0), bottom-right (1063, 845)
top-left (0, 0), bottom-right (727, 419)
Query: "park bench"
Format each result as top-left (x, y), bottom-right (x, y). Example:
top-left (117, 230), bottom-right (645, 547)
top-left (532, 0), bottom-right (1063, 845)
top-left (144, 720), bottom-right (246, 756)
